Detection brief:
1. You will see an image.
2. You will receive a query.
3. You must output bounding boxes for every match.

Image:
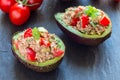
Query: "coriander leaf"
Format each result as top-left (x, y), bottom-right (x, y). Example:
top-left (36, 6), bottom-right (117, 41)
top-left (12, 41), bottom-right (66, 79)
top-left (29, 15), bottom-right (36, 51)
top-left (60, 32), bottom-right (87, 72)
top-left (90, 21), bottom-right (97, 28)
top-left (32, 27), bottom-right (40, 40)
top-left (84, 5), bottom-right (100, 19)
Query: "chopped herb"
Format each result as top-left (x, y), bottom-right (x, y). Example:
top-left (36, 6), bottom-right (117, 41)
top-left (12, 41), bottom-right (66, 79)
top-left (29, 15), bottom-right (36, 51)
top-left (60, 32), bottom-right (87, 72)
top-left (75, 12), bottom-right (82, 18)
top-left (84, 5), bottom-right (100, 19)
top-left (26, 39), bottom-right (31, 43)
top-left (32, 27), bottom-right (40, 40)
top-left (90, 21), bottom-right (97, 28)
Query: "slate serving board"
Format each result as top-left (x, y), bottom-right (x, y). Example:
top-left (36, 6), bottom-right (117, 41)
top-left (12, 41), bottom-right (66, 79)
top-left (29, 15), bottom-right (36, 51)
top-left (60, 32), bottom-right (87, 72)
top-left (0, 0), bottom-right (120, 80)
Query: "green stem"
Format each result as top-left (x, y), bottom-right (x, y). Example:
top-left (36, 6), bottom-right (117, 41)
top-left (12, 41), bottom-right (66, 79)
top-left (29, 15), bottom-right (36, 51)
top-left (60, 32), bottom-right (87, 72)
top-left (15, 0), bottom-right (39, 6)
top-left (22, 0), bottom-right (28, 5)
top-left (90, 21), bottom-right (97, 28)
top-left (15, 0), bottom-right (29, 5)
top-left (26, 3), bottom-right (39, 6)
top-left (15, 0), bottom-right (20, 2)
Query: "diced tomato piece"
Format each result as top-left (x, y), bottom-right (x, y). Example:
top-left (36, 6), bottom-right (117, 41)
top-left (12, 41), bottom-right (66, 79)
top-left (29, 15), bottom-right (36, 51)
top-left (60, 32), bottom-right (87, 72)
top-left (70, 17), bottom-right (80, 26)
top-left (53, 48), bottom-right (64, 57)
top-left (75, 9), bottom-right (80, 13)
top-left (70, 8), bottom-right (83, 26)
top-left (24, 28), bottom-right (32, 38)
top-left (14, 40), bottom-right (19, 49)
top-left (100, 16), bottom-right (110, 27)
top-left (26, 48), bottom-right (36, 61)
top-left (40, 38), bottom-right (51, 47)
top-left (81, 14), bottom-right (89, 28)
top-left (75, 7), bottom-right (82, 14)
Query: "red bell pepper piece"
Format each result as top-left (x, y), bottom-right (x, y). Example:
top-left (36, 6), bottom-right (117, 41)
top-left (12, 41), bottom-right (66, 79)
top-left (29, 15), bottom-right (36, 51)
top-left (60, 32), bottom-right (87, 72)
top-left (26, 48), bottom-right (36, 61)
top-left (81, 14), bottom-right (89, 28)
top-left (40, 38), bottom-right (51, 47)
top-left (100, 16), bottom-right (110, 27)
top-left (70, 17), bottom-right (80, 26)
top-left (53, 48), bottom-right (64, 57)
top-left (24, 28), bottom-right (32, 38)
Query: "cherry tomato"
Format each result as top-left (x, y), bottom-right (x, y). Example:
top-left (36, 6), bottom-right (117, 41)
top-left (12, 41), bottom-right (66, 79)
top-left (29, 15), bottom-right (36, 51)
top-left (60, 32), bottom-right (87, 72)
top-left (9, 3), bottom-right (30, 25)
top-left (100, 16), bottom-right (110, 27)
top-left (40, 38), bottom-right (51, 47)
top-left (0, 0), bottom-right (16, 13)
top-left (81, 14), bottom-right (89, 28)
top-left (70, 17), bottom-right (79, 26)
top-left (24, 28), bottom-right (32, 38)
top-left (53, 48), bottom-right (64, 57)
top-left (26, 48), bottom-right (36, 61)
top-left (28, 0), bottom-right (43, 11)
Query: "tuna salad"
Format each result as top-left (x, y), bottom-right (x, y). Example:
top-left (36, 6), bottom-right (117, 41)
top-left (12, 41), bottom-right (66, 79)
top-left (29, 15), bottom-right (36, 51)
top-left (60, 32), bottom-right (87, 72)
top-left (62, 6), bottom-right (111, 35)
top-left (12, 27), bottom-right (64, 63)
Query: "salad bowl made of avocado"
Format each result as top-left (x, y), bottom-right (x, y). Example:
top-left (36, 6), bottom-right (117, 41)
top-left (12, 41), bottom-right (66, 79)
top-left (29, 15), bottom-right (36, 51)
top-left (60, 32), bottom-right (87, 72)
top-left (55, 5), bottom-right (112, 46)
top-left (12, 27), bottom-right (65, 72)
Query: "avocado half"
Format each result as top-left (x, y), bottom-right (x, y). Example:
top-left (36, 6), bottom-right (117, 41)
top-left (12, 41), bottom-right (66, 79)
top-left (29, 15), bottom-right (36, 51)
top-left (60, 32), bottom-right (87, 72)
top-left (12, 31), bottom-right (65, 72)
top-left (55, 13), bottom-right (112, 46)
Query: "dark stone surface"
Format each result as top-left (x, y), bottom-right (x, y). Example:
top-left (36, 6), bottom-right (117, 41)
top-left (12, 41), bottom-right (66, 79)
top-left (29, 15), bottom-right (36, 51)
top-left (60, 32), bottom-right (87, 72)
top-left (0, 0), bottom-right (120, 80)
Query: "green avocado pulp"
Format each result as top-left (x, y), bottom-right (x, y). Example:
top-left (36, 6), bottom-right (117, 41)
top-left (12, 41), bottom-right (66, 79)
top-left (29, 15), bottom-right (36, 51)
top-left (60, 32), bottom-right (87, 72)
top-left (55, 13), bottom-right (112, 39)
top-left (12, 32), bottom-right (65, 67)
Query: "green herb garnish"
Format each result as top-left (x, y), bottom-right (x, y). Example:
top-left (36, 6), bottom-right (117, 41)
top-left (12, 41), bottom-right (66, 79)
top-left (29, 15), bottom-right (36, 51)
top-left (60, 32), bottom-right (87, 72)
top-left (32, 27), bottom-right (40, 40)
top-left (75, 12), bottom-right (82, 18)
top-left (84, 5), bottom-right (100, 19)
top-left (90, 21), bottom-right (97, 28)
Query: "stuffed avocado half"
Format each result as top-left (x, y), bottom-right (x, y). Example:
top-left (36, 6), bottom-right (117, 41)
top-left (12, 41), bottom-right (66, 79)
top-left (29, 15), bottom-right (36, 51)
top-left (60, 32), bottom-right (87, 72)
top-left (12, 27), bottom-right (65, 72)
top-left (55, 5), bottom-right (112, 46)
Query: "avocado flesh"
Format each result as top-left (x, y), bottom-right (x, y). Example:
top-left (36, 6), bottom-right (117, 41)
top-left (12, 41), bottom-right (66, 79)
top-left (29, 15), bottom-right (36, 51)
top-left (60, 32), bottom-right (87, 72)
top-left (55, 13), bottom-right (111, 45)
top-left (55, 13), bottom-right (111, 39)
top-left (12, 32), bottom-right (65, 67)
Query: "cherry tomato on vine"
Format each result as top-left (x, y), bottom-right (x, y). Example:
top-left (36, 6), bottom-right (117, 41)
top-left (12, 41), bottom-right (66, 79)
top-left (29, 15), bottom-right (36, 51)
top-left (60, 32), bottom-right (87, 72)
top-left (9, 3), bottom-right (30, 26)
top-left (0, 0), bottom-right (16, 13)
top-left (28, 0), bottom-right (43, 11)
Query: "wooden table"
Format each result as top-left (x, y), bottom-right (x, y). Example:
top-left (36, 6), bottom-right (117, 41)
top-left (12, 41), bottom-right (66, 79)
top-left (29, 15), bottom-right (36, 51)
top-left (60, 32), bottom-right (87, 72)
top-left (0, 0), bottom-right (120, 80)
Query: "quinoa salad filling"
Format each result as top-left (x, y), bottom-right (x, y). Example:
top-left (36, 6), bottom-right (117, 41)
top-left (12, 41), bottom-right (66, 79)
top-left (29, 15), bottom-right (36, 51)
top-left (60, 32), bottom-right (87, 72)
top-left (13, 27), bottom-right (64, 63)
top-left (62, 6), bottom-right (111, 35)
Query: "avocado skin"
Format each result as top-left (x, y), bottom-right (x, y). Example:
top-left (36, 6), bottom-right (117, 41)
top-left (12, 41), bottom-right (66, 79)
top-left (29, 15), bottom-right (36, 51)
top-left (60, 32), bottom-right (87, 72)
top-left (12, 48), bottom-right (63, 72)
top-left (55, 20), bottom-right (111, 46)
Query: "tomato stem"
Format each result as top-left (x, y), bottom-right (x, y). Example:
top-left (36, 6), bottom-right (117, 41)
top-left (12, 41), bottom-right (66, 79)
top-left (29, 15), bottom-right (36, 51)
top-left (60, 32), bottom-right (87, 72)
top-left (15, 0), bottom-right (28, 5)
top-left (26, 3), bottom-right (40, 6)
top-left (15, 0), bottom-right (40, 6)
top-left (22, 0), bottom-right (28, 5)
